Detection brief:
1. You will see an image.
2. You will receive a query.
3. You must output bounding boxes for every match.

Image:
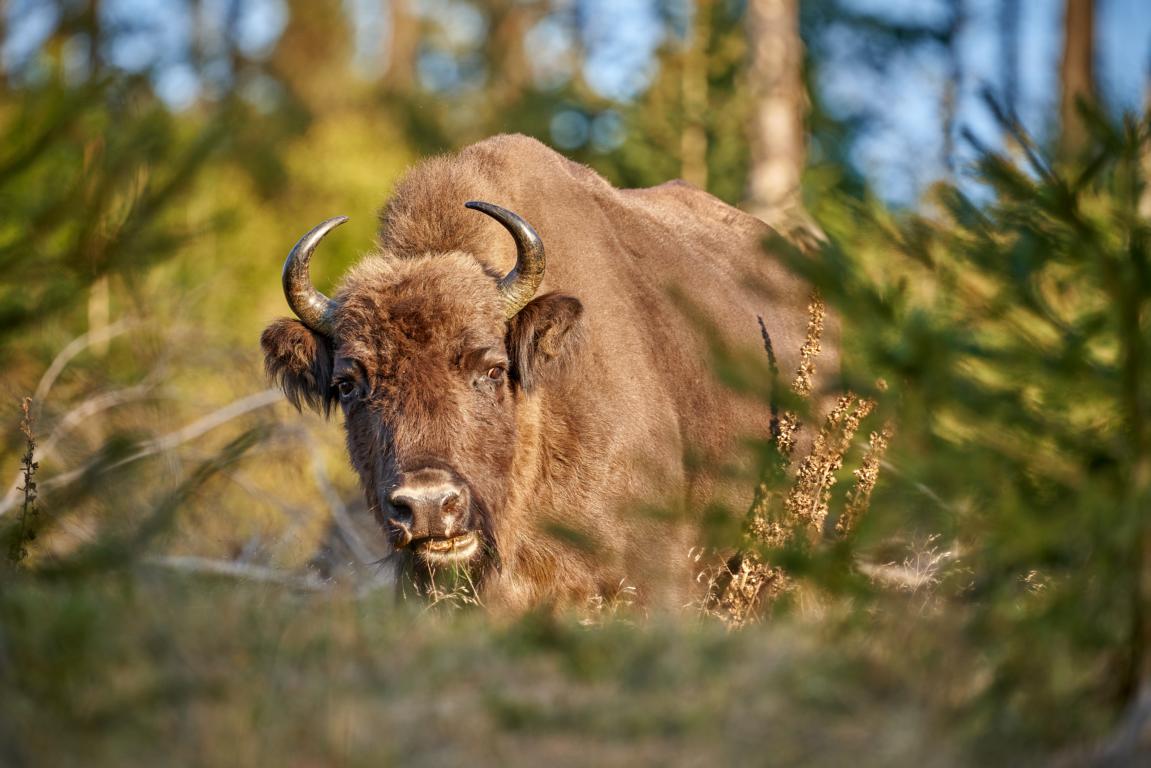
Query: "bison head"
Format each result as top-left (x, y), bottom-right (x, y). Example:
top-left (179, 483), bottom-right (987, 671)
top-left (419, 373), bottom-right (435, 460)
top-left (260, 203), bottom-right (583, 586)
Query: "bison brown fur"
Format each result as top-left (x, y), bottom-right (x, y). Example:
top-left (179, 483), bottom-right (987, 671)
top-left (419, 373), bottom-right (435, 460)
top-left (260, 134), bottom-right (839, 611)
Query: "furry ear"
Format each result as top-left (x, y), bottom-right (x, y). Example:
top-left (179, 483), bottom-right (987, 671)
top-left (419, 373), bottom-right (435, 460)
top-left (260, 318), bottom-right (335, 416)
top-left (507, 293), bottom-right (584, 392)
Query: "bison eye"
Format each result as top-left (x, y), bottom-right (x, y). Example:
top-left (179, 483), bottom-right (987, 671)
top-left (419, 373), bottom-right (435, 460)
top-left (335, 379), bottom-right (358, 400)
top-left (486, 365), bottom-right (506, 382)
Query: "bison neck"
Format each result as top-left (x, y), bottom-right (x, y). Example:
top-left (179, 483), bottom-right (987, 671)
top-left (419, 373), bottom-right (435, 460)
top-left (484, 360), bottom-right (694, 613)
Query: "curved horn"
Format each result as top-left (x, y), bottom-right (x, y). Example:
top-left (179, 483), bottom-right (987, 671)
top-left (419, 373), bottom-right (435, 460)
top-left (282, 216), bottom-right (346, 336)
top-left (465, 201), bottom-right (546, 319)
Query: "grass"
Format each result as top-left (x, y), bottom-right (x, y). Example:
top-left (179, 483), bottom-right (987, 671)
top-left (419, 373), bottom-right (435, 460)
top-left (0, 568), bottom-right (971, 767)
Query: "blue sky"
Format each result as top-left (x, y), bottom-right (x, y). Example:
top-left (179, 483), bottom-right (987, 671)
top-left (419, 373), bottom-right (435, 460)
top-left (819, 0), bottom-right (1151, 200)
top-left (3, 0), bottom-right (1150, 204)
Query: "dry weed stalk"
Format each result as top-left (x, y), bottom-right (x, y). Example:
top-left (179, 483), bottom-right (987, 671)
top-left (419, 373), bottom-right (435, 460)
top-left (708, 295), bottom-right (893, 627)
top-left (773, 297), bottom-right (823, 460)
top-left (581, 579), bottom-right (641, 625)
top-left (785, 394), bottom-right (875, 534)
top-left (836, 421), bottom-right (894, 537)
top-left (791, 296), bottom-right (824, 399)
top-left (8, 398), bottom-right (39, 565)
top-left (414, 562), bottom-right (485, 612)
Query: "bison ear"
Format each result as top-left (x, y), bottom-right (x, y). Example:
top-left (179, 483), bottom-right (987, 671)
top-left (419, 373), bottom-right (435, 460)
top-left (507, 293), bottom-right (584, 392)
top-left (260, 318), bottom-right (335, 416)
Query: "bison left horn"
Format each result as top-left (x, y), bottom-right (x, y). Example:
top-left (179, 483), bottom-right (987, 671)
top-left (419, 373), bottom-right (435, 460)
top-left (282, 216), bottom-right (346, 336)
top-left (465, 201), bottom-right (546, 318)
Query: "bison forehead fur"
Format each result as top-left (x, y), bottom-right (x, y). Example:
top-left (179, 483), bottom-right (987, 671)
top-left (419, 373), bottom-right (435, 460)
top-left (260, 133), bottom-right (840, 611)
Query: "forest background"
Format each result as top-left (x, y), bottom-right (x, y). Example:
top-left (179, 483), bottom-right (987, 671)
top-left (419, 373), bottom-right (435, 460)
top-left (3, 0), bottom-right (1151, 764)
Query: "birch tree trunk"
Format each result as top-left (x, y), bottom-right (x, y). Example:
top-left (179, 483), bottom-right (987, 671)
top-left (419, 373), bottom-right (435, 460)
top-left (1140, 80), bottom-right (1151, 219)
top-left (743, 0), bottom-right (819, 245)
top-left (83, 0), bottom-right (110, 354)
top-left (1059, 0), bottom-right (1095, 154)
top-left (999, 0), bottom-right (1020, 117)
top-left (680, 0), bottom-right (710, 190)
top-left (383, 0), bottom-right (418, 93)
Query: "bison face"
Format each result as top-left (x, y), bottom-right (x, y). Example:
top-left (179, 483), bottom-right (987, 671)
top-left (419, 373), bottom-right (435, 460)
top-left (334, 254), bottom-right (520, 573)
top-left (260, 205), bottom-right (583, 586)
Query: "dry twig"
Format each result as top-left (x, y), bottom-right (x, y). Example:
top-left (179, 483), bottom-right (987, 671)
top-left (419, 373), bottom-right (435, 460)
top-left (8, 398), bottom-right (39, 564)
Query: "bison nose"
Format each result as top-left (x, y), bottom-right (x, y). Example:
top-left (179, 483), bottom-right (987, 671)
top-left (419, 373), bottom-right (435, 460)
top-left (385, 469), bottom-right (469, 547)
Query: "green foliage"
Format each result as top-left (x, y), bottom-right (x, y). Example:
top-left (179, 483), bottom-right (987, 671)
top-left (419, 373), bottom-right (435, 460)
top-left (790, 107), bottom-right (1151, 751)
top-left (0, 76), bottom-right (212, 337)
top-left (584, 0), bottom-right (750, 203)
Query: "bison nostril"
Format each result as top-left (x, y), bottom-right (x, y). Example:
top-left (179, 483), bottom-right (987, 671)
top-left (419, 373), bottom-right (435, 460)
top-left (389, 497), bottom-right (413, 521)
top-left (388, 485), bottom-right (420, 514)
top-left (442, 491), bottom-right (463, 514)
top-left (386, 515), bottom-right (413, 548)
top-left (388, 471), bottom-right (469, 541)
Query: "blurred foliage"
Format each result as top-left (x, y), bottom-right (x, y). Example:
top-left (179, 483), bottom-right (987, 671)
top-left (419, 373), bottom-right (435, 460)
top-left (589, 0), bottom-right (750, 202)
top-left (785, 103), bottom-right (1151, 753)
top-left (0, 3), bottom-right (333, 573)
top-left (1, 1), bottom-right (1150, 765)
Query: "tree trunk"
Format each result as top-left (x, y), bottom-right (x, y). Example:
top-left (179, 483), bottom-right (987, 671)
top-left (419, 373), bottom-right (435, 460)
top-left (83, 0), bottom-right (110, 354)
top-left (484, 0), bottom-right (539, 108)
top-left (999, 0), bottom-right (1020, 118)
top-left (225, 0), bottom-right (247, 88)
top-left (1059, 0), bottom-right (1095, 154)
top-left (743, 0), bottom-right (817, 244)
top-left (270, 0), bottom-right (351, 108)
top-left (82, 0), bottom-right (101, 77)
top-left (383, 0), bottom-right (418, 93)
top-left (0, 0), bottom-right (6, 91)
top-left (941, 0), bottom-right (965, 176)
top-left (680, 0), bottom-right (710, 190)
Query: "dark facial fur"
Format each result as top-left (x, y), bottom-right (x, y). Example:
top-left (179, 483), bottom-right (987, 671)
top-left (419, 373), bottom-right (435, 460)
top-left (261, 250), bottom-right (584, 591)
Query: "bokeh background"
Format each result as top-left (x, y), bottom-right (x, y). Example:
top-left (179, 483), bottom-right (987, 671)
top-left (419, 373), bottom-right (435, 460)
top-left (3, 1), bottom-right (1151, 765)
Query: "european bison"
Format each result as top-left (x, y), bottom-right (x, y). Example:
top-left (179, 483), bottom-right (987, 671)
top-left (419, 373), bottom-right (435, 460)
top-left (260, 134), bottom-right (837, 610)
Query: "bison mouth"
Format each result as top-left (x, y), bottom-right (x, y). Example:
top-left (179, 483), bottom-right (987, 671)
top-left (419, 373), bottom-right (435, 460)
top-left (412, 531), bottom-right (480, 564)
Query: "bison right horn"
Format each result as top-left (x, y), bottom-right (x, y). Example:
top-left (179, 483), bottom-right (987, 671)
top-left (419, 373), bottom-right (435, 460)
top-left (282, 216), bottom-right (346, 336)
top-left (465, 201), bottom-right (546, 319)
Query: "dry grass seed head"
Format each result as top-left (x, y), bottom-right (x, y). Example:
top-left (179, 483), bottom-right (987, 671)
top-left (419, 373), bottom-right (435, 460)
top-left (710, 292), bottom-right (897, 625)
top-left (837, 421), bottom-right (894, 538)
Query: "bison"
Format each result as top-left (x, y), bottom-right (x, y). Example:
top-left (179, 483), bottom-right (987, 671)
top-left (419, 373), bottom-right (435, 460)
top-left (260, 134), bottom-right (838, 611)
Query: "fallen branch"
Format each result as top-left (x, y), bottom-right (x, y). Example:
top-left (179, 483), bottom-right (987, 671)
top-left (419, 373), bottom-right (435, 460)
top-left (1, 383), bottom-right (161, 514)
top-left (311, 441), bottom-right (383, 566)
top-left (39, 383), bottom-right (157, 460)
top-left (142, 554), bottom-right (395, 599)
top-left (0, 389), bottom-right (284, 517)
top-left (32, 319), bottom-right (136, 417)
top-left (143, 554), bottom-right (330, 591)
